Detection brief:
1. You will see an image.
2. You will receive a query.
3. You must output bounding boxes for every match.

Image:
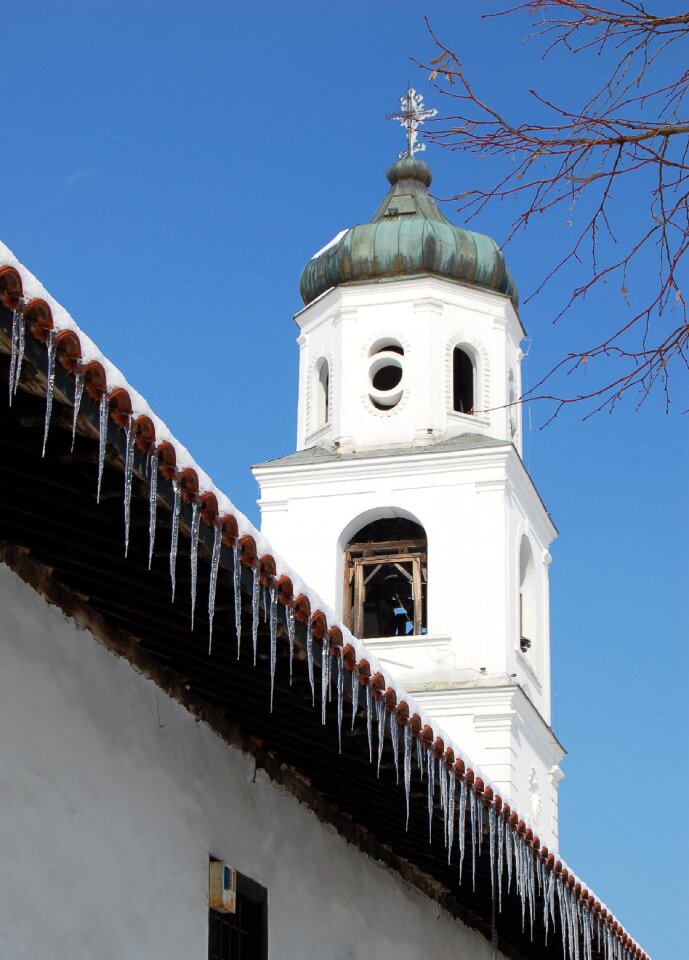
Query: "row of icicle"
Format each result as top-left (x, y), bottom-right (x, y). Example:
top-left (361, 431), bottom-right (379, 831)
top-left (5, 305), bottom-right (641, 960)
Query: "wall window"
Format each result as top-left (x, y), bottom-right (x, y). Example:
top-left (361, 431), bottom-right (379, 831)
top-left (314, 358), bottom-right (329, 428)
top-left (343, 517), bottom-right (427, 638)
top-left (368, 339), bottom-right (404, 411)
top-left (518, 537), bottom-right (537, 657)
top-left (208, 871), bottom-right (268, 960)
top-left (452, 347), bottom-right (474, 414)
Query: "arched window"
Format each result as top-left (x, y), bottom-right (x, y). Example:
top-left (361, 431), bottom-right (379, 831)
top-left (453, 347), bottom-right (474, 414)
top-left (343, 517), bottom-right (427, 639)
top-left (519, 537), bottom-right (537, 656)
top-left (314, 358), bottom-right (329, 428)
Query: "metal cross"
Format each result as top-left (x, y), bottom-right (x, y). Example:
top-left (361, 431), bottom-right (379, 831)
top-left (387, 88), bottom-right (437, 159)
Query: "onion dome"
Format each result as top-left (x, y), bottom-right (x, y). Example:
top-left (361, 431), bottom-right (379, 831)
top-left (300, 158), bottom-right (518, 309)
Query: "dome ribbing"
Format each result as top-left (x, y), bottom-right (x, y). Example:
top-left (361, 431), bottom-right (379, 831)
top-left (300, 159), bottom-right (519, 309)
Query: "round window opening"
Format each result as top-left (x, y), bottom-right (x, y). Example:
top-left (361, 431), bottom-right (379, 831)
top-left (368, 348), bottom-right (404, 411)
top-left (372, 364), bottom-right (403, 391)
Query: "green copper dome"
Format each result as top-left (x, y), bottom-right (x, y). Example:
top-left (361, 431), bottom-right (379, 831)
top-left (300, 158), bottom-right (519, 309)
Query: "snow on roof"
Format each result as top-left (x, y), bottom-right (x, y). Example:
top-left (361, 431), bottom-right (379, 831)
top-left (0, 242), bottom-right (646, 960)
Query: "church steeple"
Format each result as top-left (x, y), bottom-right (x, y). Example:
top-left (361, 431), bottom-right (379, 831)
top-left (253, 109), bottom-right (563, 848)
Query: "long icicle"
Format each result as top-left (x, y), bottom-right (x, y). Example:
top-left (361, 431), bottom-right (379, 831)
top-left (9, 307), bottom-right (26, 403)
top-left (336, 654), bottom-right (343, 752)
top-left (41, 329), bottom-right (58, 457)
top-left (390, 713), bottom-right (399, 784)
top-left (251, 565), bottom-right (260, 665)
top-left (321, 637), bottom-right (331, 724)
top-left (458, 778), bottom-right (467, 884)
top-left (123, 414), bottom-right (137, 556)
top-left (489, 803), bottom-right (497, 905)
top-left (8, 309), bottom-right (21, 402)
top-left (71, 365), bottom-right (84, 452)
top-left (350, 663), bottom-right (360, 729)
top-left (233, 541), bottom-right (242, 657)
top-left (375, 695), bottom-right (385, 777)
top-left (426, 748), bottom-right (434, 842)
top-left (207, 520), bottom-right (222, 654)
top-left (447, 769), bottom-right (455, 864)
top-left (148, 444), bottom-right (158, 569)
top-left (497, 809), bottom-right (504, 912)
top-left (305, 617), bottom-right (314, 703)
top-left (286, 604), bottom-right (295, 682)
top-left (97, 392), bottom-right (109, 503)
top-left (189, 499), bottom-right (201, 629)
top-left (403, 723), bottom-right (412, 828)
top-left (365, 684), bottom-right (373, 762)
top-left (470, 788), bottom-right (477, 891)
top-left (269, 586), bottom-right (278, 711)
top-left (169, 477), bottom-right (181, 601)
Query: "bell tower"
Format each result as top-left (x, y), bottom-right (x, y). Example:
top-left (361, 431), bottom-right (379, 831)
top-left (253, 93), bottom-right (564, 848)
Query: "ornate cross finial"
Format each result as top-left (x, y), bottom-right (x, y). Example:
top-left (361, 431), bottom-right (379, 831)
top-left (387, 88), bottom-right (437, 159)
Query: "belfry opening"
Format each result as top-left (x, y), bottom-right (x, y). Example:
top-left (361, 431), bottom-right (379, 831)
top-left (343, 517), bottom-right (427, 639)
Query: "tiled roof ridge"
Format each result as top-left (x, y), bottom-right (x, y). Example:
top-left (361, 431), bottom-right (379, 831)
top-left (0, 253), bottom-right (646, 960)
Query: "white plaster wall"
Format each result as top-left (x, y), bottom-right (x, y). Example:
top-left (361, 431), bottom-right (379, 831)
top-left (0, 563), bottom-right (501, 960)
top-left (294, 276), bottom-right (524, 455)
top-left (255, 445), bottom-right (555, 708)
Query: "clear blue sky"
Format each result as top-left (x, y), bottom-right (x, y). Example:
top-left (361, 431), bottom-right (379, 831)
top-left (3, 2), bottom-right (687, 956)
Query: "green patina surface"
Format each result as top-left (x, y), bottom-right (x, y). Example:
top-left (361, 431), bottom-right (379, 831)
top-left (300, 157), bottom-right (519, 309)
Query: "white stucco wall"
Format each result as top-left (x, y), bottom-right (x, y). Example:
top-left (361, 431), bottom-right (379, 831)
top-left (293, 276), bottom-right (524, 456)
top-left (0, 562), bottom-right (501, 960)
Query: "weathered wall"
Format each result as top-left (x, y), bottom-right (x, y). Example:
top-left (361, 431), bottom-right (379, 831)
top-left (0, 562), bottom-right (499, 960)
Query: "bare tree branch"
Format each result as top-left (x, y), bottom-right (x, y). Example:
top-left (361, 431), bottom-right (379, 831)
top-left (419, 1), bottom-right (689, 417)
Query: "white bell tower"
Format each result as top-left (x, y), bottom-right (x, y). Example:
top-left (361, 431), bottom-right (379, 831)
top-left (253, 114), bottom-right (564, 847)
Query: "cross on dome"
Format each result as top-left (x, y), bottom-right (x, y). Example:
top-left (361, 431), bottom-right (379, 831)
top-left (387, 87), bottom-right (437, 159)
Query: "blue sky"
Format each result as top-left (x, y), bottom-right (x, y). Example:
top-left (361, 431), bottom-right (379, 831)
top-left (3, 2), bottom-right (687, 956)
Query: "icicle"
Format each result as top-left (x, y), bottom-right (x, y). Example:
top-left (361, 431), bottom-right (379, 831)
top-left (375, 695), bottom-right (385, 777)
top-left (426, 749), bottom-right (434, 842)
top-left (365, 684), bottom-right (373, 762)
top-left (169, 477), bottom-right (181, 600)
top-left (476, 792), bottom-right (483, 859)
top-left (123, 415), bottom-right (136, 556)
top-left (148, 444), bottom-right (158, 569)
top-left (207, 520), bottom-right (222, 654)
top-left (269, 586), bottom-right (278, 711)
top-left (458, 778), bottom-right (467, 884)
top-left (351, 663), bottom-right (360, 730)
top-left (97, 392), bottom-right (109, 503)
top-left (321, 637), bottom-right (330, 725)
top-left (251, 565), bottom-right (260, 665)
top-left (41, 329), bottom-right (58, 457)
top-left (505, 820), bottom-right (513, 896)
top-left (439, 759), bottom-right (448, 848)
top-left (286, 604), bottom-right (295, 682)
top-left (416, 736), bottom-right (424, 780)
top-left (489, 804), bottom-right (496, 903)
top-left (469, 788), bottom-right (477, 891)
top-left (8, 309), bottom-right (22, 402)
top-left (544, 865), bottom-right (553, 944)
top-left (189, 499), bottom-right (201, 630)
top-left (390, 714), bottom-right (399, 784)
top-left (305, 617), bottom-right (314, 703)
top-left (403, 724), bottom-right (412, 829)
top-left (233, 541), bottom-right (242, 657)
top-left (557, 879), bottom-right (567, 959)
top-left (336, 654), bottom-right (343, 752)
top-left (446, 769), bottom-right (455, 864)
top-left (71, 366), bottom-right (84, 452)
top-left (497, 811), bottom-right (504, 911)
top-left (517, 834), bottom-right (526, 931)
